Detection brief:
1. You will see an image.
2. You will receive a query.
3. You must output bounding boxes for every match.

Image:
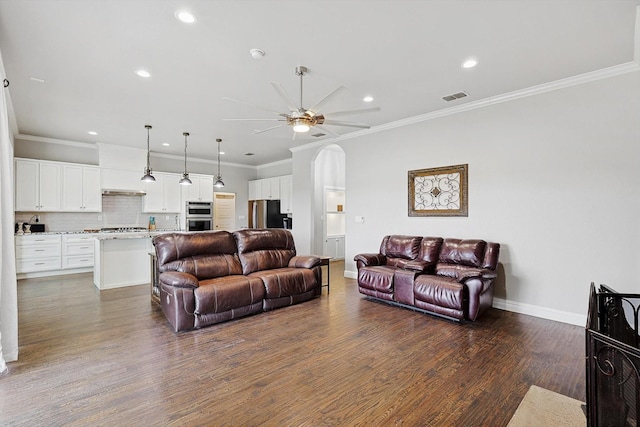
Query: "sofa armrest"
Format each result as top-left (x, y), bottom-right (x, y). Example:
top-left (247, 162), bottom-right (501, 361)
top-left (404, 260), bottom-right (434, 273)
top-left (289, 255), bottom-right (321, 269)
top-left (354, 253), bottom-right (386, 267)
top-left (456, 268), bottom-right (497, 283)
top-left (159, 271), bottom-right (199, 289)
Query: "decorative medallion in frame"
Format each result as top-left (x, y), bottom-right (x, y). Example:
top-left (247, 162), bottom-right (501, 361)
top-left (408, 164), bottom-right (468, 217)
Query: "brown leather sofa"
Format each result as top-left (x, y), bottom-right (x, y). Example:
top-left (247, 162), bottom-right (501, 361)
top-left (354, 235), bottom-right (500, 321)
top-left (153, 229), bottom-right (321, 332)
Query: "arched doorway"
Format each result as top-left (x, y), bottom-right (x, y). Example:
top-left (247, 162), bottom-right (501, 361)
top-left (312, 145), bottom-right (346, 258)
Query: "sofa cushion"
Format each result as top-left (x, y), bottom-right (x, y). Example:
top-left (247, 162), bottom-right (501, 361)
top-left (249, 268), bottom-right (318, 298)
top-left (357, 265), bottom-right (396, 294)
top-left (439, 239), bottom-right (486, 268)
top-left (380, 235), bottom-right (422, 260)
top-left (414, 275), bottom-right (465, 311)
top-left (234, 229), bottom-right (296, 275)
top-left (154, 232), bottom-right (242, 279)
top-left (194, 275), bottom-right (265, 314)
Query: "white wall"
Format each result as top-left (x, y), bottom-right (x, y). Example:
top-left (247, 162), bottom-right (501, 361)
top-left (333, 70), bottom-right (640, 324)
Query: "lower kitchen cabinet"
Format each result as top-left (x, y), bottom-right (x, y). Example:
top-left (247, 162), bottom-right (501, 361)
top-left (15, 234), bottom-right (62, 273)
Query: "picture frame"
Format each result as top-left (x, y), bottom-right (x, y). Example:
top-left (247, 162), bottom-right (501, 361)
top-left (408, 164), bottom-right (468, 217)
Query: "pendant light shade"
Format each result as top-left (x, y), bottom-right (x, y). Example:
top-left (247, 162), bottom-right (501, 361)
top-left (179, 132), bottom-right (192, 185)
top-left (214, 138), bottom-right (225, 188)
top-left (141, 124), bottom-right (156, 182)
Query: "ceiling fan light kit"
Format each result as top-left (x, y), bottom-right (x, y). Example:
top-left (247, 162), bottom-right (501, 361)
top-left (141, 124), bottom-right (156, 182)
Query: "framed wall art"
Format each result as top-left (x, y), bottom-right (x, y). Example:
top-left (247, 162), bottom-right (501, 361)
top-left (408, 164), bottom-right (468, 217)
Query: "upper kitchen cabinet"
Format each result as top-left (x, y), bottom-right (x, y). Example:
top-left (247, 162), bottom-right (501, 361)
top-left (15, 158), bottom-right (61, 211)
top-left (62, 164), bottom-right (102, 212)
top-left (182, 174), bottom-right (214, 203)
top-left (279, 175), bottom-right (293, 214)
top-left (143, 172), bottom-right (182, 213)
top-left (248, 176), bottom-right (287, 201)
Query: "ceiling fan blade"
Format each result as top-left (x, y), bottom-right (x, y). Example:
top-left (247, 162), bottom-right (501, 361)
top-left (252, 124), bottom-right (285, 135)
top-left (323, 119), bottom-right (371, 129)
top-left (222, 118), bottom-right (284, 121)
top-left (270, 82), bottom-right (299, 112)
top-left (222, 96), bottom-right (282, 115)
top-left (315, 125), bottom-right (341, 137)
top-left (309, 86), bottom-right (348, 113)
top-left (325, 106), bottom-right (381, 117)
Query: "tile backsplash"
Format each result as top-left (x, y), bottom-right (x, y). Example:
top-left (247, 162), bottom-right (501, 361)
top-left (15, 195), bottom-right (182, 232)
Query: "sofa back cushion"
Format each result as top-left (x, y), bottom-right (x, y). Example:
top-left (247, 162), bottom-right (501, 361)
top-left (153, 231), bottom-right (242, 279)
top-left (438, 239), bottom-right (486, 268)
top-left (417, 237), bottom-right (444, 264)
top-left (233, 229), bottom-right (296, 275)
top-left (379, 235), bottom-right (422, 263)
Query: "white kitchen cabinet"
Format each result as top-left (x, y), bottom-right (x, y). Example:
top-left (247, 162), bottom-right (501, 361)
top-left (15, 234), bottom-right (62, 273)
top-left (248, 180), bottom-right (260, 201)
top-left (182, 174), bottom-right (214, 202)
top-left (324, 236), bottom-right (345, 260)
top-left (280, 175), bottom-right (293, 213)
top-left (62, 234), bottom-right (96, 269)
top-left (62, 164), bottom-right (102, 212)
top-left (248, 176), bottom-right (284, 201)
top-left (260, 177), bottom-right (280, 200)
top-left (143, 172), bottom-right (182, 213)
top-left (15, 159), bottom-right (62, 211)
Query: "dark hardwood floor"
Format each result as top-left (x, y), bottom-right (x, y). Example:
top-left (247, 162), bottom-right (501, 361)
top-left (1, 262), bottom-right (585, 426)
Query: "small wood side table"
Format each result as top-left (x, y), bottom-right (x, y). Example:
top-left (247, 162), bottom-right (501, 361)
top-left (315, 255), bottom-right (332, 294)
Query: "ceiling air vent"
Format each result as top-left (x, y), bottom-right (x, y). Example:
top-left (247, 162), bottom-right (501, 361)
top-left (312, 133), bottom-right (326, 138)
top-left (442, 91), bottom-right (468, 102)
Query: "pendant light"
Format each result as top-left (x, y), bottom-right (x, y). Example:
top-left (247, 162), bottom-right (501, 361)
top-left (213, 138), bottom-right (225, 188)
top-left (179, 132), bottom-right (192, 185)
top-left (141, 124), bottom-right (155, 182)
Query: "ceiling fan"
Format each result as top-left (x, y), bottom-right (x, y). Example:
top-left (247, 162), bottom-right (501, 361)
top-left (223, 66), bottom-right (380, 138)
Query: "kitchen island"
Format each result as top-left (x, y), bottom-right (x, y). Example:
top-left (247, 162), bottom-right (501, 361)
top-left (93, 231), bottom-right (166, 290)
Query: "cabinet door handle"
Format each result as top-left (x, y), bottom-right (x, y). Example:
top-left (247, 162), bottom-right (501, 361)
top-left (35, 262), bottom-right (45, 265)
top-left (35, 249), bottom-right (45, 252)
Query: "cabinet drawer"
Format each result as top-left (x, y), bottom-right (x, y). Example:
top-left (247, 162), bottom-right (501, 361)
top-left (63, 255), bottom-right (94, 269)
top-left (15, 244), bottom-right (61, 259)
top-left (17, 257), bottom-right (62, 273)
top-left (15, 234), bottom-right (61, 246)
top-left (62, 234), bottom-right (96, 244)
top-left (64, 242), bottom-right (94, 256)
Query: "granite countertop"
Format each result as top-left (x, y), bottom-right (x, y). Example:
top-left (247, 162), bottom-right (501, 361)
top-left (15, 229), bottom-right (183, 239)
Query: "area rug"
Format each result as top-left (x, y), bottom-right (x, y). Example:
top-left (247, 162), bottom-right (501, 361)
top-left (507, 385), bottom-right (586, 427)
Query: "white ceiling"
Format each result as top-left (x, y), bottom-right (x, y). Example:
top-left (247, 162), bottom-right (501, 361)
top-left (1, 0), bottom-right (639, 166)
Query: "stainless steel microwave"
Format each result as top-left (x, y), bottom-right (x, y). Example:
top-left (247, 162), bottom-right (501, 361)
top-left (186, 201), bottom-right (213, 217)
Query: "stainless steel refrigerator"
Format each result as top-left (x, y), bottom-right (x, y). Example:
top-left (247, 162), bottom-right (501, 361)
top-left (248, 200), bottom-right (288, 228)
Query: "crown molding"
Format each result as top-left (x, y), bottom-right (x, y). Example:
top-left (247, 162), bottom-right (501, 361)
top-left (151, 151), bottom-right (255, 170)
top-left (256, 158), bottom-right (292, 169)
top-left (17, 133), bottom-right (98, 149)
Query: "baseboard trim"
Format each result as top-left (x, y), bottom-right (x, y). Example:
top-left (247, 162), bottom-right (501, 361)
top-left (492, 298), bottom-right (586, 327)
top-left (344, 269), bottom-right (585, 326)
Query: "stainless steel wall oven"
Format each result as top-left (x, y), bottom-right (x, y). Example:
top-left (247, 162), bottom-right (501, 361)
top-left (185, 201), bottom-right (213, 231)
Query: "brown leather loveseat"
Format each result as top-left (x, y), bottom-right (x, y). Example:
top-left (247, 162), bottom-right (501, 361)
top-left (153, 229), bottom-right (321, 332)
top-left (354, 235), bottom-right (500, 321)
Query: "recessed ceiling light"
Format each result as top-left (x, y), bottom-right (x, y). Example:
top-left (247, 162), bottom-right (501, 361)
top-left (219, 151), bottom-right (225, 155)
top-left (363, 96), bottom-right (374, 103)
top-left (175, 11), bottom-right (196, 24)
top-left (249, 48), bottom-right (265, 59)
top-left (162, 143), bottom-right (170, 147)
top-left (462, 58), bottom-right (478, 69)
top-left (136, 70), bottom-right (151, 78)
top-left (88, 131), bottom-right (98, 135)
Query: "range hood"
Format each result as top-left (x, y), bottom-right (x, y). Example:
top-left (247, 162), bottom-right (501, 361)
top-left (102, 189), bottom-right (146, 196)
